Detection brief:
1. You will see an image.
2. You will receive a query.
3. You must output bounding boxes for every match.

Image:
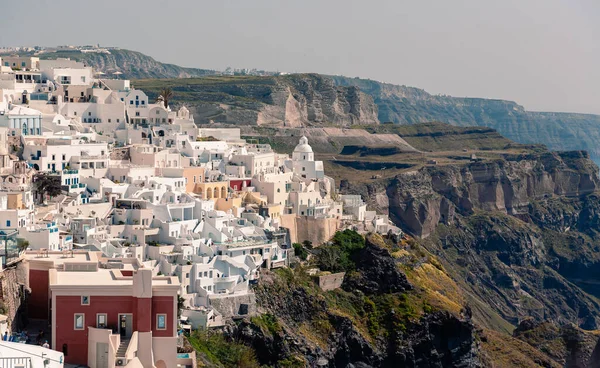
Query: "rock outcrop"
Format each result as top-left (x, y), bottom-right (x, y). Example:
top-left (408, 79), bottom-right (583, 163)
top-left (135, 74), bottom-right (380, 127)
top-left (230, 235), bottom-right (484, 367)
top-left (387, 151), bottom-right (599, 238)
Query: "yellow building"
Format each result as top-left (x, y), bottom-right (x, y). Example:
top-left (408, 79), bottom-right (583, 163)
top-left (193, 181), bottom-right (229, 200)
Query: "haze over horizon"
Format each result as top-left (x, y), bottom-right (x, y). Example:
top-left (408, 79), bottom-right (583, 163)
top-left (1, 0), bottom-right (598, 115)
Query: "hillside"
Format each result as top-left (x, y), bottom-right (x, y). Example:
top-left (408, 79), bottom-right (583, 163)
top-left (188, 124), bottom-right (600, 367)
top-left (134, 74), bottom-right (379, 127)
top-left (331, 76), bottom-right (600, 163)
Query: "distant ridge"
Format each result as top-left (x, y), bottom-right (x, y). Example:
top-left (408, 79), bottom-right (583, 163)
top-left (5, 48), bottom-right (218, 79)
top-left (6, 47), bottom-right (600, 162)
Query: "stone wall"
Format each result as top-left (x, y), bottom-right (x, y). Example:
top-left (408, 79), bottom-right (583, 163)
top-left (280, 214), bottom-right (340, 246)
top-left (0, 260), bottom-right (30, 331)
top-left (209, 293), bottom-right (256, 318)
top-left (317, 272), bottom-right (345, 291)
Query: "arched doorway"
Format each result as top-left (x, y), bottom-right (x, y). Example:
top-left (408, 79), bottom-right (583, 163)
top-left (213, 187), bottom-right (218, 198)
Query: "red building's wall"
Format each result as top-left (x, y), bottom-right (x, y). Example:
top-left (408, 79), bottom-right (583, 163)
top-left (55, 294), bottom-right (176, 365)
top-left (28, 269), bottom-right (49, 319)
top-left (229, 179), bottom-right (251, 191)
top-left (152, 296), bottom-right (175, 337)
top-left (135, 298), bottom-right (152, 333)
top-left (55, 295), bottom-right (135, 365)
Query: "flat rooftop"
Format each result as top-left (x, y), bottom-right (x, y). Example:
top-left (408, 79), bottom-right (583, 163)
top-left (52, 269), bottom-right (176, 286)
top-left (24, 250), bottom-right (98, 265)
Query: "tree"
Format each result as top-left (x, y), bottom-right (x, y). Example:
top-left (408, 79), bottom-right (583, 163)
top-left (34, 173), bottom-right (62, 200)
top-left (302, 240), bottom-right (313, 250)
top-left (157, 87), bottom-right (173, 109)
top-left (316, 246), bottom-right (341, 272)
top-left (292, 243), bottom-right (308, 261)
top-left (17, 239), bottom-right (30, 252)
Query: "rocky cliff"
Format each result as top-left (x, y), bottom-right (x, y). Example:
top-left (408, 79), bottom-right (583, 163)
top-left (331, 76), bottom-right (600, 163)
top-left (135, 74), bottom-right (379, 127)
top-left (387, 151), bottom-right (599, 238)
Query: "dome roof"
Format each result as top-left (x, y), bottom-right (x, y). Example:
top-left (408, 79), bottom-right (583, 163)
top-left (294, 136), bottom-right (313, 153)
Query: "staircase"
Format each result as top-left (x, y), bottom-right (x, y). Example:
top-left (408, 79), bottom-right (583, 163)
top-left (116, 338), bottom-right (130, 358)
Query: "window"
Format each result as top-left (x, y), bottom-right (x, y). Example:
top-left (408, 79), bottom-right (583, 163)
top-left (62, 154), bottom-right (66, 160)
top-left (135, 112), bottom-right (140, 117)
top-left (74, 111), bottom-right (77, 116)
top-left (88, 112), bottom-right (91, 116)
top-left (108, 119), bottom-right (111, 123)
top-left (52, 155), bottom-right (55, 160)
top-left (5, 221), bottom-right (10, 227)
top-left (130, 101), bottom-right (134, 105)
top-left (74, 314), bottom-right (85, 330)
top-left (97, 314), bottom-right (107, 328)
top-left (81, 296), bottom-right (90, 305)
top-left (81, 76), bottom-right (86, 83)
top-left (156, 314), bottom-right (166, 330)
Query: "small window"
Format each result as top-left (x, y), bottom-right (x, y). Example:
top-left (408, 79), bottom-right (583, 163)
top-left (5, 221), bottom-right (10, 227)
top-left (88, 112), bottom-right (91, 116)
top-left (97, 314), bottom-right (107, 328)
top-left (81, 296), bottom-right (90, 305)
top-left (74, 314), bottom-right (85, 330)
top-left (156, 314), bottom-right (166, 330)
top-left (62, 155), bottom-right (66, 160)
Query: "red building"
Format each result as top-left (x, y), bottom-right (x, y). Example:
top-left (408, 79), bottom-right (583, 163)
top-left (229, 179), bottom-right (252, 191)
top-left (26, 251), bottom-right (180, 368)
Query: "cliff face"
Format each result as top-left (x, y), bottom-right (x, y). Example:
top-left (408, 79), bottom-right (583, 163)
top-left (135, 74), bottom-right (379, 127)
top-left (343, 150), bottom-right (600, 333)
top-left (332, 76), bottom-right (600, 163)
top-left (226, 235), bottom-right (485, 368)
top-left (387, 151), bottom-right (599, 238)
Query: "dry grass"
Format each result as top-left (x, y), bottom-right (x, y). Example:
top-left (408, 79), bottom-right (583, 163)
top-left (480, 329), bottom-right (561, 368)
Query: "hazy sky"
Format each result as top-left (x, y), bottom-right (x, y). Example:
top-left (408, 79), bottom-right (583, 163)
top-left (2, 0), bottom-right (599, 114)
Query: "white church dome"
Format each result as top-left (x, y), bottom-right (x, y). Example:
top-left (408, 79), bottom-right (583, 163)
top-left (294, 136), bottom-right (313, 153)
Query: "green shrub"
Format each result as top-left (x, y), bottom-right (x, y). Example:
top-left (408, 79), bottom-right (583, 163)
top-left (188, 331), bottom-right (259, 368)
top-left (293, 243), bottom-right (308, 261)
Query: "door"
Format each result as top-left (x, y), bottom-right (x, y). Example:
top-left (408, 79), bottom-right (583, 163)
top-left (119, 314), bottom-right (133, 338)
top-left (119, 315), bottom-right (127, 337)
top-left (96, 342), bottom-right (108, 368)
